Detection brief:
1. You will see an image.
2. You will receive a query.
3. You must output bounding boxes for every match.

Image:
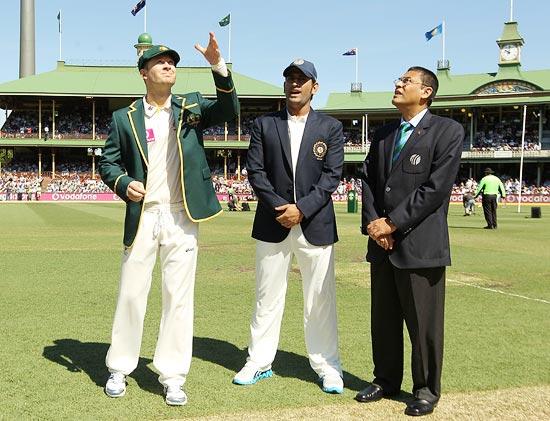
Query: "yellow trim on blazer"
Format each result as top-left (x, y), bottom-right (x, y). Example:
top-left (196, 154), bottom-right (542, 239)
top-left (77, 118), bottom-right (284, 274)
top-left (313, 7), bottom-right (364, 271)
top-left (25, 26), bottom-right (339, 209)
top-left (175, 96), bottom-right (223, 223)
top-left (184, 102), bottom-right (199, 109)
top-left (125, 100), bottom-right (147, 249)
top-left (175, 97), bottom-right (192, 220)
top-left (215, 86), bottom-right (234, 93)
top-left (113, 173), bottom-right (125, 195)
top-left (127, 101), bottom-right (149, 168)
top-left (126, 200), bottom-right (146, 250)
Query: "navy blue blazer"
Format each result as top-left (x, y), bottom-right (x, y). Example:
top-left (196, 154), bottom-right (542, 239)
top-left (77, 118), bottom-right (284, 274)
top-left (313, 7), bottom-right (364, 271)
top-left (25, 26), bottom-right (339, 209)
top-left (361, 111), bottom-right (464, 268)
top-left (247, 109), bottom-right (344, 246)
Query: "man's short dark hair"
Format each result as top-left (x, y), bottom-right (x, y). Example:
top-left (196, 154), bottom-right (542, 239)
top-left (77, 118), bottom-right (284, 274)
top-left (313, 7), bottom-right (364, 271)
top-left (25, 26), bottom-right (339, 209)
top-left (408, 66), bottom-right (438, 106)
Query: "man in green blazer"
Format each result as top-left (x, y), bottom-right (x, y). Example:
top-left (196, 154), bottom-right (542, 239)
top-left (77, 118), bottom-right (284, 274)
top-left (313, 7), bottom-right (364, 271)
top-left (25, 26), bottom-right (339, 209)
top-left (99, 32), bottom-right (239, 406)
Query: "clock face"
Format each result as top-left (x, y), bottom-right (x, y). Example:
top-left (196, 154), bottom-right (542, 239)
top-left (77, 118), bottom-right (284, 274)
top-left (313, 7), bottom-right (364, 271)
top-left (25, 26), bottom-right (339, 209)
top-left (500, 44), bottom-right (519, 61)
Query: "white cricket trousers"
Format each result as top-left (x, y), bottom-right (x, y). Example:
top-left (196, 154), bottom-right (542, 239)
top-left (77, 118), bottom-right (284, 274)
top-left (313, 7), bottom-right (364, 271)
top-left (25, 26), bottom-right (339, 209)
top-left (106, 203), bottom-right (198, 388)
top-left (247, 225), bottom-right (342, 378)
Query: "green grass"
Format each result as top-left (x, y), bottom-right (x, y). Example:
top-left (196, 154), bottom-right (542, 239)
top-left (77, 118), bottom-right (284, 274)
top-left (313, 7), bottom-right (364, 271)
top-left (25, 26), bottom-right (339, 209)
top-left (0, 202), bottom-right (548, 419)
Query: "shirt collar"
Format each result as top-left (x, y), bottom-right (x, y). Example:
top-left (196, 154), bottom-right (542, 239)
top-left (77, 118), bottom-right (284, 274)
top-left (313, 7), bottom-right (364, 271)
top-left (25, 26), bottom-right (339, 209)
top-left (401, 108), bottom-right (428, 128)
top-left (143, 95), bottom-right (172, 118)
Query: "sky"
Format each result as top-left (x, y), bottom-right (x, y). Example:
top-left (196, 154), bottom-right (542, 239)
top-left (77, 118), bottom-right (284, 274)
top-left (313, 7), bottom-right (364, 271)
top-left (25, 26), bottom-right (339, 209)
top-left (1, 0), bottom-right (550, 111)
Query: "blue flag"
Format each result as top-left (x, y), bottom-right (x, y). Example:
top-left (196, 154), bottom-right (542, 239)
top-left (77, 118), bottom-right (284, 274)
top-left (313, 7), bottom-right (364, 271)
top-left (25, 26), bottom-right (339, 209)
top-left (425, 23), bottom-right (443, 41)
top-left (342, 48), bottom-right (357, 56)
top-left (131, 0), bottom-right (146, 16)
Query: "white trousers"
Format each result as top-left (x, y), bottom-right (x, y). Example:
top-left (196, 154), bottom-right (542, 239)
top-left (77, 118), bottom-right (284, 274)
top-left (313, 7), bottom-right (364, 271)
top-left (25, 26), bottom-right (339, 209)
top-left (247, 225), bottom-right (342, 379)
top-left (106, 204), bottom-right (198, 388)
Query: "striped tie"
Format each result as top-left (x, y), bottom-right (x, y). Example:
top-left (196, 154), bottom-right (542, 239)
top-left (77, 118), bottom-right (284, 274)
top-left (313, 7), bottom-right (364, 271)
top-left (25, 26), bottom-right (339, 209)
top-left (392, 122), bottom-right (413, 163)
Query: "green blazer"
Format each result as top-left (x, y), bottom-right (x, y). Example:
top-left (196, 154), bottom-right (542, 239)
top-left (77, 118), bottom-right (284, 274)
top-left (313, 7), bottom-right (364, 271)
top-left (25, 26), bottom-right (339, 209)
top-left (99, 71), bottom-right (239, 247)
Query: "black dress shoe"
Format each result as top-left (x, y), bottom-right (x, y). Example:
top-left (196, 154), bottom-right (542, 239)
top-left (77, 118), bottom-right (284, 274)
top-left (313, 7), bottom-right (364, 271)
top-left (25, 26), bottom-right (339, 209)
top-left (404, 398), bottom-right (435, 416)
top-left (483, 226), bottom-right (493, 229)
top-left (355, 383), bottom-right (384, 403)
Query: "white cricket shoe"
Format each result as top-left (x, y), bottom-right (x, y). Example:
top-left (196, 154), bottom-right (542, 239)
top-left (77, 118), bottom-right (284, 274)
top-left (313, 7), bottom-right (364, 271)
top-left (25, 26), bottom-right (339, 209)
top-left (164, 385), bottom-right (188, 406)
top-left (105, 372), bottom-right (126, 398)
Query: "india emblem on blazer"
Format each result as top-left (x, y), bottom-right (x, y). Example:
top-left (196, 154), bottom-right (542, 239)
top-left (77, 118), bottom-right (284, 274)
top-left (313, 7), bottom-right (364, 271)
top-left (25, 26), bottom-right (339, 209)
top-left (410, 154), bottom-right (421, 165)
top-left (313, 140), bottom-right (328, 160)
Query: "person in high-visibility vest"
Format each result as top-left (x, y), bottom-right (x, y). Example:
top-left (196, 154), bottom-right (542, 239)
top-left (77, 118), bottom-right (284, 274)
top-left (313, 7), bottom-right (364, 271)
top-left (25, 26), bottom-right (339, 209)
top-left (475, 167), bottom-right (506, 229)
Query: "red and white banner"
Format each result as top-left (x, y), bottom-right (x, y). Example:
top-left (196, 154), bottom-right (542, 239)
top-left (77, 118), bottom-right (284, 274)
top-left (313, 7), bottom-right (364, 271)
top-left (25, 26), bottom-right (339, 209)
top-left (2, 191), bottom-right (547, 204)
top-left (450, 194), bottom-right (550, 204)
top-left (40, 192), bottom-right (121, 201)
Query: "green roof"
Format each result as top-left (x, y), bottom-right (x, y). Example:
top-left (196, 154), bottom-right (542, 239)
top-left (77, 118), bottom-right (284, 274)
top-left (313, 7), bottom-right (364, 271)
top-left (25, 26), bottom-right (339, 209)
top-left (498, 21), bottom-right (524, 44)
top-left (323, 67), bottom-right (550, 113)
top-left (0, 61), bottom-right (284, 99)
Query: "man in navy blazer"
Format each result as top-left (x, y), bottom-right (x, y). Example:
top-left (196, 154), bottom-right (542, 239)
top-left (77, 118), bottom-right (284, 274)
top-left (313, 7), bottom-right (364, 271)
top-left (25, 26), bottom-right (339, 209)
top-left (357, 67), bottom-right (464, 416)
top-left (233, 59), bottom-right (345, 394)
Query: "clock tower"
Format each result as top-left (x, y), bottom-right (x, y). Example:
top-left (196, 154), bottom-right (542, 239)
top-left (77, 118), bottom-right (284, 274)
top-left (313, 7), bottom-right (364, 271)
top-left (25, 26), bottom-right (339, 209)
top-left (497, 21), bottom-right (524, 67)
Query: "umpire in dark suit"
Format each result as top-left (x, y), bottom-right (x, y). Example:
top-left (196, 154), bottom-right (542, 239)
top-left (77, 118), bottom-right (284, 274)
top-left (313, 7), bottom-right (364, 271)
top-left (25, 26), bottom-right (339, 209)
top-left (357, 67), bottom-right (464, 416)
top-left (233, 59), bottom-right (345, 394)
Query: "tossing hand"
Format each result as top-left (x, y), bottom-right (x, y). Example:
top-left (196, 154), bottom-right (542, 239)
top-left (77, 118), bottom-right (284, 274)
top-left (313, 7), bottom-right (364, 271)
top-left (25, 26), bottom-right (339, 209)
top-left (194, 32), bottom-right (221, 66)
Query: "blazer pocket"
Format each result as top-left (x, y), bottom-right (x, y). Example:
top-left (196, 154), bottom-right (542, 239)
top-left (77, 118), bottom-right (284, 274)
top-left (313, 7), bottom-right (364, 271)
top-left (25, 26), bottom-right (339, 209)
top-left (202, 167), bottom-right (212, 180)
top-left (402, 147), bottom-right (429, 174)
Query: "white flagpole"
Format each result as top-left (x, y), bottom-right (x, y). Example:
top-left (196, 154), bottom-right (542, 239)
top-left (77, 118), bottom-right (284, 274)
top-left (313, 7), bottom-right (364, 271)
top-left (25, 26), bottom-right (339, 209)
top-left (355, 48), bottom-right (358, 84)
top-left (144, 2), bottom-right (147, 32)
top-left (517, 104), bottom-right (527, 213)
top-left (58, 10), bottom-right (62, 61)
top-left (228, 13), bottom-right (232, 63)
top-left (510, 0), bottom-right (514, 21)
top-left (442, 20), bottom-right (446, 63)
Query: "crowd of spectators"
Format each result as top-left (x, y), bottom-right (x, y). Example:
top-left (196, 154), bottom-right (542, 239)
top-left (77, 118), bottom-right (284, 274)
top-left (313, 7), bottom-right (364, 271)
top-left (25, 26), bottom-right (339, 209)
top-left (0, 113), bottom-right (297, 142)
top-left (212, 175), bottom-right (256, 201)
top-left (0, 160), bottom-right (111, 200)
top-left (471, 123), bottom-right (541, 151)
top-left (3, 110), bottom-right (549, 151)
top-left (453, 177), bottom-right (550, 196)
top-left (0, 169), bottom-right (42, 200)
top-left (202, 116), bottom-right (256, 140)
top-left (3, 159), bottom-right (549, 200)
top-left (335, 178), bottom-right (362, 196)
top-left (0, 109), bottom-right (111, 139)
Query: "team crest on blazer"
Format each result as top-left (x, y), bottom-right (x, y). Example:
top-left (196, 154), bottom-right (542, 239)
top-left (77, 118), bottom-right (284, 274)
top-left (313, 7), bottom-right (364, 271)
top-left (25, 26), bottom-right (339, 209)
top-left (313, 140), bottom-right (327, 160)
top-left (185, 112), bottom-right (201, 126)
top-left (410, 154), bottom-right (422, 165)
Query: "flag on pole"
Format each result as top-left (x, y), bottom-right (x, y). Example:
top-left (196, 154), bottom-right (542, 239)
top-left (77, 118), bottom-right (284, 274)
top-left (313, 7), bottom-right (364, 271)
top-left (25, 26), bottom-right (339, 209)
top-left (425, 23), bottom-right (443, 41)
top-left (131, 0), bottom-right (146, 16)
top-left (342, 48), bottom-right (357, 56)
top-left (57, 10), bottom-right (61, 33)
top-left (219, 14), bottom-right (231, 27)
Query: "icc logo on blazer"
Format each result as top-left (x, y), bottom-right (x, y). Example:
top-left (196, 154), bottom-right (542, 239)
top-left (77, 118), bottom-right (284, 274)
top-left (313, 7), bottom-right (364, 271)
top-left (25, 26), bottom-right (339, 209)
top-left (410, 154), bottom-right (421, 165)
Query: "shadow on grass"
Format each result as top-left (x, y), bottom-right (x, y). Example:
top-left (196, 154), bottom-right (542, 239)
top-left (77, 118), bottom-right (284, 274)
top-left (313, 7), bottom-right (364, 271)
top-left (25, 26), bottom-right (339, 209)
top-left (193, 336), bottom-right (366, 391)
top-left (42, 339), bottom-right (161, 395)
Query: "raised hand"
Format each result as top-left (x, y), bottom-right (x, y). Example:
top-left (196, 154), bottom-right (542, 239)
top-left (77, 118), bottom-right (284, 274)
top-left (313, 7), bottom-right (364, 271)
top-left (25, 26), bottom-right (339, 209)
top-left (194, 32), bottom-right (221, 66)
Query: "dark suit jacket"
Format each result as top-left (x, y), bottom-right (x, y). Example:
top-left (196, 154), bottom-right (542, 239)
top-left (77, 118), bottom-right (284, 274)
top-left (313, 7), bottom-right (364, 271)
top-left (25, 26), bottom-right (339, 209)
top-left (361, 111), bottom-right (464, 268)
top-left (99, 71), bottom-right (239, 247)
top-left (247, 109), bottom-right (344, 246)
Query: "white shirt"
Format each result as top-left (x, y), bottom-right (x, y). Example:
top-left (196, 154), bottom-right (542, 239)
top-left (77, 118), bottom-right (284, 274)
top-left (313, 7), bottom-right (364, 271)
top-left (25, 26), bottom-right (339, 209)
top-left (142, 59), bottom-right (229, 205)
top-left (287, 111), bottom-right (309, 200)
top-left (399, 108), bottom-right (428, 144)
top-left (143, 95), bottom-right (183, 205)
